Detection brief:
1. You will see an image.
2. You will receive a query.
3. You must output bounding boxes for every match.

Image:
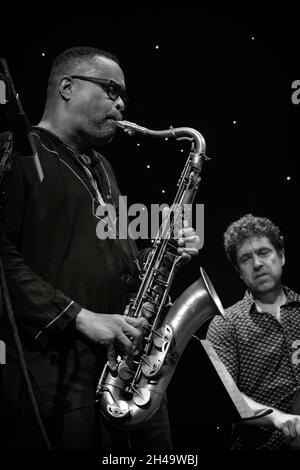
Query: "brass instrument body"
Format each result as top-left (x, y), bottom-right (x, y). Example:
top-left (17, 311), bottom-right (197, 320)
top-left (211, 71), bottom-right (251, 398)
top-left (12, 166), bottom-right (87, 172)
top-left (96, 120), bottom-right (225, 428)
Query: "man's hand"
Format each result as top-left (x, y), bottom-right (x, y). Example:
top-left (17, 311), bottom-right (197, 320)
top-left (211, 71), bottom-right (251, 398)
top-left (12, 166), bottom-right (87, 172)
top-left (243, 393), bottom-right (300, 449)
top-left (75, 309), bottom-right (148, 370)
top-left (177, 226), bottom-right (200, 263)
top-left (162, 206), bottom-right (200, 263)
top-left (271, 409), bottom-right (300, 448)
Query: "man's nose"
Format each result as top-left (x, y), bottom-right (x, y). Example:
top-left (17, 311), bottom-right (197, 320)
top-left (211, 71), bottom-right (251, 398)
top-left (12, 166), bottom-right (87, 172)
top-left (115, 96), bottom-right (126, 112)
top-left (253, 254), bottom-right (263, 269)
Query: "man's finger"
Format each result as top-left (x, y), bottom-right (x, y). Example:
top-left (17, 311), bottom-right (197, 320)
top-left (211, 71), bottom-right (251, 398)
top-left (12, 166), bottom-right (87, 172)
top-left (107, 344), bottom-right (117, 371)
top-left (125, 316), bottom-right (148, 331)
top-left (177, 251), bottom-right (191, 263)
top-left (177, 235), bottom-right (198, 246)
top-left (116, 331), bottom-right (144, 356)
top-left (117, 329), bottom-right (136, 347)
top-left (178, 227), bottom-right (195, 238)
top-left (295, 420), bottom-right (300, 436)
top-left (178, 247), bottom-right (199, 256)
top-left (289, 423), bottom-right (297, 439)
top-left (162, 206), bottom-right (170, 220)
top-left (281, 424), bottom-right (290, 438)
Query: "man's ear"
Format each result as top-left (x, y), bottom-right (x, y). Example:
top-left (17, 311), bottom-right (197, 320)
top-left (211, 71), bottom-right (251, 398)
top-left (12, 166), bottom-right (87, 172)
top-left (234, 263), bottom-right (243, 279)
top-left (58, 76), bottom-right (73, 101)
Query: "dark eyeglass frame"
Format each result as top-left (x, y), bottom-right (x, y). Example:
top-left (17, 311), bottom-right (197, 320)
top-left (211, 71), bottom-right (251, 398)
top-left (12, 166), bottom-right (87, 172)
top-left (70, 75), bottom-right (128, 105)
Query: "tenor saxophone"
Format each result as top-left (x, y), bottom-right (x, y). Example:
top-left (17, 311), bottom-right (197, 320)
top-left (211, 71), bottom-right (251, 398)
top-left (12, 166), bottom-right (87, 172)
top-left (95, 120), bottom-right (225, 427)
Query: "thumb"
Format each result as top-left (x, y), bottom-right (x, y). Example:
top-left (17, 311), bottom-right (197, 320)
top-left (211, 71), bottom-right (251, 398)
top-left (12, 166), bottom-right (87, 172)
top-left (162, 206), bottom-right (172, 234)
top-left (162, 206), bottom-right (170, 222)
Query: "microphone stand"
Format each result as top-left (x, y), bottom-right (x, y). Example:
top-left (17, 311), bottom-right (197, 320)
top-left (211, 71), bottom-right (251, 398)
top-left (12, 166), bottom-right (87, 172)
top-left (0, 57), bottom-right (43, 185)
top-left (0, 60), bottom-right (50, 449)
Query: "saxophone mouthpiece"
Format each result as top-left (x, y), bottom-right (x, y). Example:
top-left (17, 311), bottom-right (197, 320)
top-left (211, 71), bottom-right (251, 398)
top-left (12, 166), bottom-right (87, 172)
top-left (115, 120), bottom-right (126, 128)
top-left (115, 120), bottom-right (135, 135)
top-left (115, 120), bottom-right (148, 136)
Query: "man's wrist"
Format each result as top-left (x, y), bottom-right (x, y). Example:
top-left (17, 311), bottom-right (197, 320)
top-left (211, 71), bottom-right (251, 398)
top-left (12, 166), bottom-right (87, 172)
top-left (75, 308), bottom-right (86, 331)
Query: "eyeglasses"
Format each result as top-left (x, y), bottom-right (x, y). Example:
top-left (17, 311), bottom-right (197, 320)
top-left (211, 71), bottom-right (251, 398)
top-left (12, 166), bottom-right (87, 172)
top-left (70, 75), bottom-right (128, 105)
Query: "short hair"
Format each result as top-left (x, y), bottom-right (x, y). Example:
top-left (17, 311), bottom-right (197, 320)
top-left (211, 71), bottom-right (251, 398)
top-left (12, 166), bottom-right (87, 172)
top-left (224, 214), bottom-right (285, 266)
top-left (48, 46), bottom-right (120, 89)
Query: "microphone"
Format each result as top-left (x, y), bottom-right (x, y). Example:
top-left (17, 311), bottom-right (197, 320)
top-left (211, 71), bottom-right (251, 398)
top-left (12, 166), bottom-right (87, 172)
top-left (0, 58), bottom-right (43, 184)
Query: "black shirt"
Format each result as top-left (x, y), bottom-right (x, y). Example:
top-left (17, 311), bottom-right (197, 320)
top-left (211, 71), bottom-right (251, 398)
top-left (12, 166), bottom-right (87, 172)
top-left (1, 127), bottom-right (140, 416)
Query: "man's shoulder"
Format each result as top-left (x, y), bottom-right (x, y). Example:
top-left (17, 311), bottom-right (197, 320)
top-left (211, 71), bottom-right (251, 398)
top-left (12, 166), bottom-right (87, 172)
top-left (208, 295), bottom-right (250, 332)
top-left (283, 285), bottom-right (300, 304)
top-left (30, 126), bottom-right (58, 150)
top-left (225, 294), bottom-right (251, 319)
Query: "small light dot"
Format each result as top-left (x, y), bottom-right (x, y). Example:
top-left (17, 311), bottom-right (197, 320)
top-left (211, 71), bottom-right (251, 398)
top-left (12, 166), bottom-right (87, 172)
top-left (233, 120), bottom-right (237, 125)
top-left (165, 137), bottom-right (168, 141)
top-left (251, 36), bottom-right (255, 40)
top-left (180, 149), bottom-right (184, 153)
top-left (41, 52), bottom-right (46, 57)
top-left (137, 143), bottom-right (140, 147)
top-left (286, 176), bottom-right (291, 181)
top-left (155, 45), bottom-right (159, 50)
top-left (162, 189), bottom-right (165, 194)
top-left (146, 164), bottom-right (150, 169)
top-left (216, 426), bottom-right (220, 430)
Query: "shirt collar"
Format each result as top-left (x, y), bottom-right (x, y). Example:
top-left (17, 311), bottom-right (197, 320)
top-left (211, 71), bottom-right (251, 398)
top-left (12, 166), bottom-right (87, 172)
top-left (243, 286), bottom-right (300, 314)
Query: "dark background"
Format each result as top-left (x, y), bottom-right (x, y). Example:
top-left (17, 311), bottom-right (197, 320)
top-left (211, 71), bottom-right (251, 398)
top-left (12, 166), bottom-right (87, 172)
top-left (0, 5), bottom-right (299, 451)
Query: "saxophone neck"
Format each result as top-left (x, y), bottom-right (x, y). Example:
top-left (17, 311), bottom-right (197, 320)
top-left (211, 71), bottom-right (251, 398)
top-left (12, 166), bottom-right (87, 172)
top-left (115, 120), bottom-right (206, 161)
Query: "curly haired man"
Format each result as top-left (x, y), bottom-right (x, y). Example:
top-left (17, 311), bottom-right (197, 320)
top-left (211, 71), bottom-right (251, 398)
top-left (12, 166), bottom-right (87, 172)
top-left (207, 214), bottom-right (300, 450)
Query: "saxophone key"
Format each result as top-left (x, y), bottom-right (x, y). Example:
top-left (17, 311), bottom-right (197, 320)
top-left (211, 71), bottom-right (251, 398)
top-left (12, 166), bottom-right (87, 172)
top-left (141, 301), bottom-right (156, 319)
top-left (153, 324), bottom-right (173, 349)
top-left (141, 354), bottom-right (162, 377)
top-left (107, 400), bottom-right (131, 418)
top-left (118, 358), bottom-right (137, 381)
top-left (133, 387), bottom-right (151, 407)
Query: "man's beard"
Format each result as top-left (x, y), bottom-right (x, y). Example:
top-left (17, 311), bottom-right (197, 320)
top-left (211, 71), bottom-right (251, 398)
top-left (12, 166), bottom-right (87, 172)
top-left (85, 118), bottom-right (116, 147)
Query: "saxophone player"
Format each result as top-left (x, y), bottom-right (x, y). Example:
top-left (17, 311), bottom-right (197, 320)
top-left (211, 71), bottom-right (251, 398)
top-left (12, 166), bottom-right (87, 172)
top-left (0, 46), bottom-right (200, 451)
